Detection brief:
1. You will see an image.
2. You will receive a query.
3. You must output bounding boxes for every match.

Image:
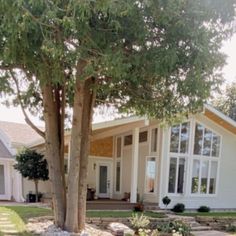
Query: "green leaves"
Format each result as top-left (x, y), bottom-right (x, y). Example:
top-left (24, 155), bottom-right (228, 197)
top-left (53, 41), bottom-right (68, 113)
top-left (0, 0), bottom-right (235, 122)
top-left (14, 149), bottom-right (49, 181)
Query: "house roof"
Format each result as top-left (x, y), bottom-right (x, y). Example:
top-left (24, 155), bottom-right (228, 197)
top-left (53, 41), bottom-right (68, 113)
top-left (0, 121), bottom-right (42, 146)
top-left (0, 139), bottom-right (12, 159)
top-left (204, 104), bottom-right (236, 135)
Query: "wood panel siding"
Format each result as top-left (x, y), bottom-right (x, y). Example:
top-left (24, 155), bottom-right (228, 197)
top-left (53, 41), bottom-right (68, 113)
top-left (89, 136), bottom-right (113, 157)
top-left (204, 109), bottom-right (236, 135)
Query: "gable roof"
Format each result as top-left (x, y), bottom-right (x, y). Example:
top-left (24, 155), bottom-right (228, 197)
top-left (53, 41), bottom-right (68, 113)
top-left (0, 139), bottom-right (12, 159)
top-left (204, 104), bottom-right (236, 135)
top-left (0, 121), bottom-right (42, 146)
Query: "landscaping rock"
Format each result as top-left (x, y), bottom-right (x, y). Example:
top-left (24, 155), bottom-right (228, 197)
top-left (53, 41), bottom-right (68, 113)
top-left (108, 222), bottom-right (134, 236)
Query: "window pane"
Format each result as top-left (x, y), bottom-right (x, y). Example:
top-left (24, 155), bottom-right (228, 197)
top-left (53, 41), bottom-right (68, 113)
top-left (180, 122), bottom-right (190, 153)
top-left (168, 158), bottom-right (177, 193)
top-left (116, 137), bottom-right (122, 158)
top-left (212, 134), bottom-right (220, 157)
top-left (200, 161), bottom-right (209, 193)
top-left (145, 157), bottom-right (156, 193)
top-left (124, 135), bottom-right (132, 146)
top-left (209, 161), bottom-right (218, 194)
top-left (116, 161), bottom-right (121, 192)
top-left (177, 158), bottom-right (185, 193)
top-left (203, 129), bottom-right (212, 156)
top-left (194, 124), bottom-right (204, 155)
top-left (0, 165), bottom-right (5, 195)
top-left (151, 128), bottom-right (158, 152)
top-left (191, 160), bottom-right (200, 193)
top-left (139, 131), bottom-right (148, 143)
top-left (170, 125), bottom-right (180, 153)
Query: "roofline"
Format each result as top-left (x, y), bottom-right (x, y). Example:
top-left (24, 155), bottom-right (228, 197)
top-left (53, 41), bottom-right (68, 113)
top-left (204, 104), bottom-right (236, 129)
top-left (28, 116), bottom-right (146, 148)
top-left (28, 105), bottom-right (236, 148)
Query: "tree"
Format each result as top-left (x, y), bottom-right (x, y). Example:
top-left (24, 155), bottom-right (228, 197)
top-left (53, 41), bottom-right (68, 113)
top-left (0, 0), bottom-right (235, 232)
top-left (14, 149), bottom-right (49, 202)
top-left (213, 82), bottom-right (236, 121)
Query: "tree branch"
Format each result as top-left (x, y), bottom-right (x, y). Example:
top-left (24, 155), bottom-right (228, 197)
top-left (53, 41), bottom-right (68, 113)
top-left (9, 70), bottom-right (45, 139)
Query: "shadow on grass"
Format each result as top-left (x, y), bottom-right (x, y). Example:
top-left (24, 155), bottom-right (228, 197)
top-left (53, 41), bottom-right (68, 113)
top-left (4, 206), bottom-right (52, 223)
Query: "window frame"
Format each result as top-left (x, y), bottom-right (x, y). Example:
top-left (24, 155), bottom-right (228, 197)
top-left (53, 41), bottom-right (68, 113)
top-left (189, 120), bottom-right (222, 197)
top-left (149, 125), bottom-right (159, 155)
top-left (114, 136), bottom-right (123, 194)
top-left (144, 156), bottom-right (158, 195)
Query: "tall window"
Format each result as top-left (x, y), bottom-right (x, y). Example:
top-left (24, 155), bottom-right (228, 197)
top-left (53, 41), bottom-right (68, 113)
top-left (150, 127), bottom-right (158, 153)
top-left (145, 157), bottom-right (156, 193)
top-left (168, 122), bottom-right (190, 194)
top-left (191, 123), bottom-right (220, 195)
top-left (115, 137), bottom-right (122, 192)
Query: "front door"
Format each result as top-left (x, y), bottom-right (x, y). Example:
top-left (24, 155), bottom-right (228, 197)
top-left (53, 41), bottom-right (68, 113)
top-left (97, 162), bottom-right (111, 198)
top-left (0, 163), bottom-right (7, 200)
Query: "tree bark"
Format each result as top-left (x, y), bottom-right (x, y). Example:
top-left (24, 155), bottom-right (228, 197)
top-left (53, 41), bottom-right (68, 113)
top-left (41, 83), bottom-right (66, 228)
top-left (78, 77), bottom-right (96, 231)
top-left (65, 60), bottom-right (87, 232)
top-left (35, 180), bottom-right (39, 202)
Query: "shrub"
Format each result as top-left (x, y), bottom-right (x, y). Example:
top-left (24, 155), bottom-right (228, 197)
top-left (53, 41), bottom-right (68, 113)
top-left (197, 206), bottom-right (210, 212)
top-left (172, 203), bottom-right (185, 213)
top-left (130, 213), bottom-right (150, 232)
top-left (158, 220), bottom-right (191, 236)
top-left (162, 196), bottom-right (171, 208)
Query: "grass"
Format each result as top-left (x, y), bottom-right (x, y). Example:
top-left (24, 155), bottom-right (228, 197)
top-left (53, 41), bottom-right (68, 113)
top-left (178, 212), bottom-right (236, 217)
top-left (4, 206), bottom-right (52, 223)
top-left (0, 206), bottom-right (52, 236)
top-left (86, 210), bottom-right (166, 218)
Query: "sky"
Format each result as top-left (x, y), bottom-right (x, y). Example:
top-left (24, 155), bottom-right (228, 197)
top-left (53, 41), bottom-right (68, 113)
top-left (0, 35), bottom-right (235, 126)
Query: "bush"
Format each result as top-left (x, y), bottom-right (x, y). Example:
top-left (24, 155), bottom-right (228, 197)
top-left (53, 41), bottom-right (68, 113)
top-left (172, 203), bottom-right (185, 213)
top-left (130, 213), bottom-right (150, 232)
top-left (158, 220), bottom-right (191, 236)
top-left (162, 196), bottom-right (171, 208)
top-left (197, 206), bottom-right (210, 212)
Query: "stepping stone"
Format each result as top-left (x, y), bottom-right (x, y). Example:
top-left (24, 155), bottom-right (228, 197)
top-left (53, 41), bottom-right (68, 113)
top-left (108, 222), bottom-right (134, 236)
top-left (191, 230), bottom-right (232, 236)
top-left (1, 229), bottom-right (19, 234)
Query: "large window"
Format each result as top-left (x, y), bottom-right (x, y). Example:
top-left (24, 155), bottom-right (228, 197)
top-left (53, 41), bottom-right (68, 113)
top-left (191, 123), bottom-right (220, 195)
top-left (168, 157), bottom-right (186, 194)
top-left (168, 122), bottom-right (189, 194)
top-left (145, 157), bottom-right (156, 193)
top-left (170, 122), bottom-right (190, 154)
top-left (168, 121), bottom-right (220, 196)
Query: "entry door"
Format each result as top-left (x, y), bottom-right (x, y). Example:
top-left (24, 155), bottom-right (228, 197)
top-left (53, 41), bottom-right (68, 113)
top-left (0, 163), bottom-right (6, 199)
top-left (98, 163), bottom-right (111, 198)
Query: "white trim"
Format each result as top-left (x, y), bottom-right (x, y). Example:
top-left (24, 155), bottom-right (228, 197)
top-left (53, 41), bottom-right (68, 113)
top-left (144, 156), bottom-right (158, 195)
top-left (130, 127), bottom-right (139, 203)
top-left (204, 104), bottom-right (236, 129)
top-left (0, 161), bottom-right (11, 200)
top-left (96, 159), bottom-right (113, 198)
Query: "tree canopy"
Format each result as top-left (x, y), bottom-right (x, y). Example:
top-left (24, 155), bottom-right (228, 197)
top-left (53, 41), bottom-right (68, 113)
top-left (213, 82), bottom-right (236, 121)
top-left (0, 0), bottom-right (235, 232)
top-left (0, 0), bottom-right (235, 121)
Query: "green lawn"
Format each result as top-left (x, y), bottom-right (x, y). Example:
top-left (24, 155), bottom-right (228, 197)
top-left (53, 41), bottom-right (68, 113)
top-left (86, 210), bottom-right (166, 218)
top-left (0, 206), bottom-right (52, 236)
top-left (179, 212), bottom-right (236, 217)
top-left (4, 206), bottom-right (52, 223)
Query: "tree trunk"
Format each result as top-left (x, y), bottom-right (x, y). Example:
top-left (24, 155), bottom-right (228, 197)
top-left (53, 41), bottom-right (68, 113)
top-left (78, 77), bottom-right (96, 231)
top-left (65, 60), bottom-right (87, 232)
top-left (35, 180), bottom-right (39, 202)
top-left (41, 83), bottom-right (66, 228)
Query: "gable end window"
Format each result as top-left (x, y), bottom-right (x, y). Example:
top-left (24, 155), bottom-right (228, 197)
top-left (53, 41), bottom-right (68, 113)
top-left (191, 123), bottom-right (220, 195)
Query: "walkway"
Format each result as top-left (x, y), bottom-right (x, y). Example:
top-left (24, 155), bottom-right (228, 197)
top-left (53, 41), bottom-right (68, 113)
top-left (192, 230), bottom-right (233, 236)
top-left (0, 211), bottom-right (19, 235)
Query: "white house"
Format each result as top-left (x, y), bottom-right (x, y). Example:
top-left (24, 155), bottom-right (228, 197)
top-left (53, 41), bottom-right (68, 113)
top-left (1, 105), bottom-right (236, 210)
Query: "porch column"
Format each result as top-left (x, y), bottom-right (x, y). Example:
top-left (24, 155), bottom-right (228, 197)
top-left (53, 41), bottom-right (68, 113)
top-left (130, 127), bottom-right (139, 203)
